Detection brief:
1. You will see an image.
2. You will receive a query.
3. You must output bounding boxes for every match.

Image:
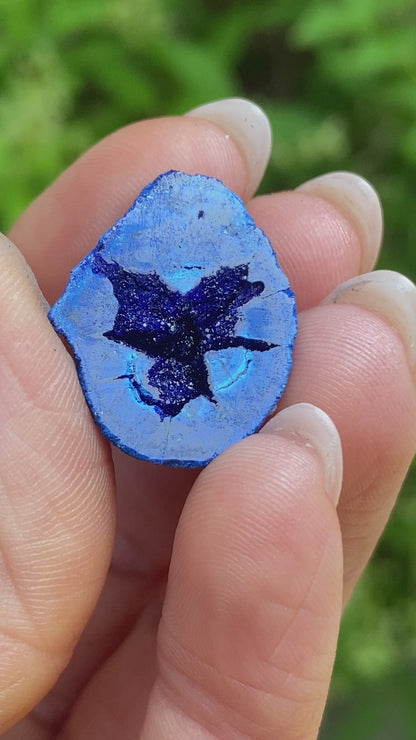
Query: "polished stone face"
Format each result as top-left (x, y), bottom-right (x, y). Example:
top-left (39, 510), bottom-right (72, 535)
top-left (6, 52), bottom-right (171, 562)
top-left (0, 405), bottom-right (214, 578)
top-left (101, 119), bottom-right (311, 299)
top-left (92, 254), bottom-right (276, 418)
top-left (49, 171), bottom-right (297, 467)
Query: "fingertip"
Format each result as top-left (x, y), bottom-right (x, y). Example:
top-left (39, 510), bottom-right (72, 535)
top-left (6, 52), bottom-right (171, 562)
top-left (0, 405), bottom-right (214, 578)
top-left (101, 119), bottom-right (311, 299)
top-left (186, 97), bottom-right (272, 197)
top-left (297, 171), bottom-right (383, 274)
top-left (247, 190), bottom-right (363, 311)
top-left (323, 269), bottom-right (416, 379)
top-left (262, 402), bottom-right (343, 506)
top-left (146, 427), bottom-right (343, 739)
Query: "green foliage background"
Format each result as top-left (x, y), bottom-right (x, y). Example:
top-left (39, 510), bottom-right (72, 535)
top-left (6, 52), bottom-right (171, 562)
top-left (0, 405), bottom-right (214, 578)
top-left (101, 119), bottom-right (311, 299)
top-left (1, 0), bottom-right (415, 735)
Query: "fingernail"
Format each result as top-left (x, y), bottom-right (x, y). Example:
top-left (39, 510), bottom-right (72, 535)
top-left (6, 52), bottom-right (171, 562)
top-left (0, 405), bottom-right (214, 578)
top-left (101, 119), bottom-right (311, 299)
top-left (186, 98), bottom-right (272, 195)
top-left (297, 171), bottom-right (383, 273)
top-left (323, 270), bottom-right (416, 376)
top-left (261, 403), bottom-right (343, 505)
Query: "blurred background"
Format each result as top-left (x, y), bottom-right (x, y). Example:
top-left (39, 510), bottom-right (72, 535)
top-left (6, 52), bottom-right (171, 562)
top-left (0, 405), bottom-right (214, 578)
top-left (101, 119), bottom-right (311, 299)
top-left (1, 0), bottom-right (415, 736)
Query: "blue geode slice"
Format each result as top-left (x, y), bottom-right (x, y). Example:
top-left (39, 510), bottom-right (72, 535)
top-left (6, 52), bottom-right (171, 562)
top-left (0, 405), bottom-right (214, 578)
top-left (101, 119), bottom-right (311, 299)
top-left (49, 171), bottom-right (297, 467)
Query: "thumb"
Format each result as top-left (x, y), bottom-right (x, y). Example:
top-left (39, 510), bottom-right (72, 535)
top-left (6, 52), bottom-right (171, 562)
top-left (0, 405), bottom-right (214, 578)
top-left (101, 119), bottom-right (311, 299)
top-left (142, 403), bottom-right (343, 740)
top-left (0, 234), bottom-right (115, 731)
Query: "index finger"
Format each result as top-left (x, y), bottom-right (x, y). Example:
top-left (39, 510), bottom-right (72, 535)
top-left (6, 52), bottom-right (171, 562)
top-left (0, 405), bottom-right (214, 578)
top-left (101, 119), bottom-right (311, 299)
top-left (9, 112), bottom-right (252, 304)
top-left (8, 100), bottom-right (381, 311)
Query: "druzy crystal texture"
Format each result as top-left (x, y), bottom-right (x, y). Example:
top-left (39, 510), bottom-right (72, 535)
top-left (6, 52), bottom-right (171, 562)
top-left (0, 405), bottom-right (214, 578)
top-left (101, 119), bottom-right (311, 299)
top-left (49, 171), bottom-right (297, 466)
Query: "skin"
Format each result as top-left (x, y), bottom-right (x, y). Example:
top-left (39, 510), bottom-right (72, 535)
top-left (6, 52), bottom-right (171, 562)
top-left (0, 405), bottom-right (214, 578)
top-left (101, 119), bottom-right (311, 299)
top-left (0, 115), bottom-right (415, 739)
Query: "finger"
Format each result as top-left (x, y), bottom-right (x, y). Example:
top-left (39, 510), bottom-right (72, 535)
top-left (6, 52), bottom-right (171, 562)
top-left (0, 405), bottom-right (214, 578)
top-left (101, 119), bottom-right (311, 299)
top-left (0, 234), bottom-right (115, 732)
top-left (248, 170), bottom-right (383, 311)
top-left (60, 404), bottom-right (343, 739)
top-left (279, 271), bottom-right (416, 602)
top-left (9, 99), bottom-right (271, 304)
top-left (186, 97), bottom-right (272, 197)
top-left (141, 405), bottom-right (343, 740)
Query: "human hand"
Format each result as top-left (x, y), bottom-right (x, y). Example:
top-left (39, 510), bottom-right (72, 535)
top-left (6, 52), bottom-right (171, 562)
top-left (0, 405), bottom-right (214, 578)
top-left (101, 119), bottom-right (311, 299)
top-left (1, 98), bottom-right (415, 739)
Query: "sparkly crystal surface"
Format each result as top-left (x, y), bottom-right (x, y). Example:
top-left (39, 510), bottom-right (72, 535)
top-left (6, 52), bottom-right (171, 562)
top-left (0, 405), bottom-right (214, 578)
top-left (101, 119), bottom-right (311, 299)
top-left (49, 171), bottom-right (297, 466)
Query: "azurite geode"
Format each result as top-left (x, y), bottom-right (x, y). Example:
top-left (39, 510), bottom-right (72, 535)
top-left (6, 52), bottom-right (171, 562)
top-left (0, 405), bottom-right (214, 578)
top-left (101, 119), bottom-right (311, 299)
top-left (48, 170), bottom-right (297, 467)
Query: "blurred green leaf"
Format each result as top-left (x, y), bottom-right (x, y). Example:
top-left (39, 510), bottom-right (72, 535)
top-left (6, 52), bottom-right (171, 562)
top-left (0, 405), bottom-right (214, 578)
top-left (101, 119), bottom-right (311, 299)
top-left (144, 37), bottom-right (234, 113)
top-left (292, 0), bottom-right (415, 45)
top-left (320, 663), bottom-right (416, 739)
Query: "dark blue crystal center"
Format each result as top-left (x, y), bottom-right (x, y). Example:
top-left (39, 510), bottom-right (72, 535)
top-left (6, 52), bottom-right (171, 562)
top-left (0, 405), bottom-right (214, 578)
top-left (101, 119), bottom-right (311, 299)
top-left (92, 253), bottom-right (277, 418)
